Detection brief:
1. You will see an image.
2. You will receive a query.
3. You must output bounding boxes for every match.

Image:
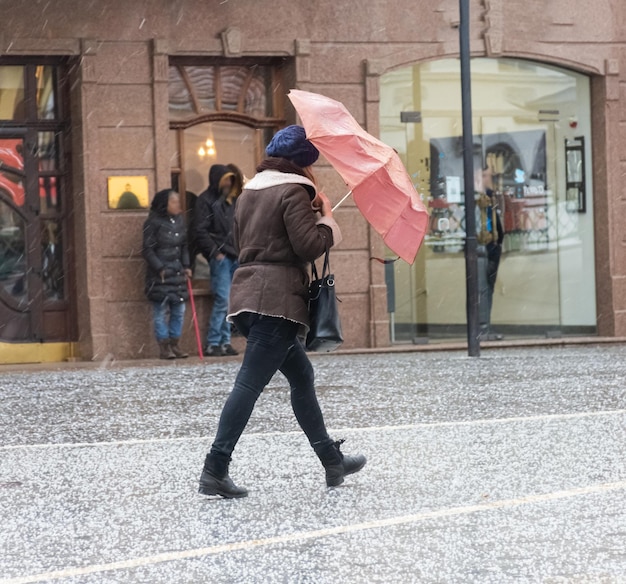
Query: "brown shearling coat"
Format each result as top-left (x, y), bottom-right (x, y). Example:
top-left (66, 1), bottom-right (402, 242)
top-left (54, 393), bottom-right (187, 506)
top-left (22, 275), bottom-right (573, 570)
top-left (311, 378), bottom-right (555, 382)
top-left (227, 169), bottom-right (341, 333)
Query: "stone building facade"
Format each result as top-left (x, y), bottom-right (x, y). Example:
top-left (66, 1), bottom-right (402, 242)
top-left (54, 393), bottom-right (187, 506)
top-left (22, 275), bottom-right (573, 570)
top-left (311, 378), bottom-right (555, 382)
top-left (0, 0), bottom-right (624, 362)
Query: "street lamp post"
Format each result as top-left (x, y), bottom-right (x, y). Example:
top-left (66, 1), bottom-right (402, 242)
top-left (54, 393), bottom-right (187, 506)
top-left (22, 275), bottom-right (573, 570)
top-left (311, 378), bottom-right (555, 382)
top-left (459, 0), bottom-right (481, 357)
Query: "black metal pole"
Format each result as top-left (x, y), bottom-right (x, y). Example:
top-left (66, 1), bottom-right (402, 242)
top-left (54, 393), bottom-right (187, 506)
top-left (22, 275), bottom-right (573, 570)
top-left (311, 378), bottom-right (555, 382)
top-left (459, 0), bottom-right (480, 357)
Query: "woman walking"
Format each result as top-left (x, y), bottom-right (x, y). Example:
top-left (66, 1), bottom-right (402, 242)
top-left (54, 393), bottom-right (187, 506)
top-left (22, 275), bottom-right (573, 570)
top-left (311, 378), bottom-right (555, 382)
top-left (198, 125), bottom-right (366, 498)
top-left (143, 189), bottom-right (192, 359)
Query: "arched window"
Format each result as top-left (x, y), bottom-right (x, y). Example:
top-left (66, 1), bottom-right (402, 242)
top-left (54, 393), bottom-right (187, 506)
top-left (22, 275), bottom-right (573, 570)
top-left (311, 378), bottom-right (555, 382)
top-left (168, 59), bottom-right (288, 200)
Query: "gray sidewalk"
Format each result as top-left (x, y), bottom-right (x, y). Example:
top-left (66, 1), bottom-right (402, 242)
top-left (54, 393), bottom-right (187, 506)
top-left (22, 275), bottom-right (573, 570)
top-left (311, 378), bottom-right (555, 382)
top-left (1, 345), bottom-right (626, 583)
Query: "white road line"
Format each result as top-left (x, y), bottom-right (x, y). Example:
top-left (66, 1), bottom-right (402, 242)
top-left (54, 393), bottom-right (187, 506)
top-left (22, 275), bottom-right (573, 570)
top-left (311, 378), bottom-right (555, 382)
top-left (2, 479), bottom-right (626, 584)
top-left (1, 408), bottom-right (625, 452)
top-left (345, 408), bottom-right (626, 434)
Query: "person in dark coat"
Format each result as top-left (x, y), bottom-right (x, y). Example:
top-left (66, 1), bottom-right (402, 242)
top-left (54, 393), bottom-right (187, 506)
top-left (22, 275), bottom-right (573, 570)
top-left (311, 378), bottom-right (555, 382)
top-left (194, 163), bottom-right (243, 357)
top-left (477, 166), bottom-right (505, 341)
top-left (142, 189), bottom-right (192, 359)
top-left (198, 125), bottom-right (366, 498)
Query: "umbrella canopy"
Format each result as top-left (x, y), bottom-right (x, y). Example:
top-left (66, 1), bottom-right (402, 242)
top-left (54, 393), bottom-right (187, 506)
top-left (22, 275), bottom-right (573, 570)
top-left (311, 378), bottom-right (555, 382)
top-left (288, 89), bottom-right (429, 264)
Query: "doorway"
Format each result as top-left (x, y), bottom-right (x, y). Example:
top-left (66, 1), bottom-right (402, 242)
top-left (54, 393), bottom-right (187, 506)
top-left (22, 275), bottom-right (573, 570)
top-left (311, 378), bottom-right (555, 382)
top-left (0, 62), bottom-right (74, 348)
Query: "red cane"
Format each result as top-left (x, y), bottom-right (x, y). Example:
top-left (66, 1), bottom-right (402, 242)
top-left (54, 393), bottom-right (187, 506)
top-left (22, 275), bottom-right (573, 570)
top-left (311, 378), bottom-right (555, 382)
top-left (187, 277), bottom-right (203, 361)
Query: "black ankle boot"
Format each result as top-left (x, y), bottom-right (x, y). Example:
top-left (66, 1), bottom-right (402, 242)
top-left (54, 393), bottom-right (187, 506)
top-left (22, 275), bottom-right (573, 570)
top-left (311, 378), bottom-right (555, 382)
top-left (158, 340), bottom-right (175, 360)
top-left (169, 338), bottom-right (188, 359)
top-left (315, 439), bottom-right (367, 487)
top-left (198, 452), bottom-right (248, 498)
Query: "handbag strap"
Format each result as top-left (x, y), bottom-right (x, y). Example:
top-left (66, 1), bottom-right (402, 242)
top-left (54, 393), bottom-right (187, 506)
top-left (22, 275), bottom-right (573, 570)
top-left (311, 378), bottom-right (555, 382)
top-left (311, 246), bottom-right (330, 280)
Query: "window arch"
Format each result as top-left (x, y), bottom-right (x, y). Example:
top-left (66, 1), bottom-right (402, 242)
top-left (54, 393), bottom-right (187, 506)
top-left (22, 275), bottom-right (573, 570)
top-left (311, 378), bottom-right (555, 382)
top-left (168, 58), bottom-right (289, 208)
top-left (168, 59), bottom-right (287, 128)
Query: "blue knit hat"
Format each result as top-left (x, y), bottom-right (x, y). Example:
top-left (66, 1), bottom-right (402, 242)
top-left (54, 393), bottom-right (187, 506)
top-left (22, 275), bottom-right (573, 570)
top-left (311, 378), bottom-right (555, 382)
top-left (265, 125), bottom-right (319, 168)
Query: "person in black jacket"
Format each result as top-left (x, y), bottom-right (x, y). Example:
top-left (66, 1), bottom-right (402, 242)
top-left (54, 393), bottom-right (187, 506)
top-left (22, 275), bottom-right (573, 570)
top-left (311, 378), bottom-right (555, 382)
top-left (194, 164), bottom-right (243, 357)
top-left (143, 189), bottom-right (192, 359)
top-left (477, 166), bottom-right (505, 341)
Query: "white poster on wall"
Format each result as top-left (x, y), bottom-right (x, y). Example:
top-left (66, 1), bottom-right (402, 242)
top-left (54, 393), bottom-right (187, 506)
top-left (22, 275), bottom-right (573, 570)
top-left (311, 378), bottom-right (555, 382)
top-left (446, 176), bottom-right (462, 203)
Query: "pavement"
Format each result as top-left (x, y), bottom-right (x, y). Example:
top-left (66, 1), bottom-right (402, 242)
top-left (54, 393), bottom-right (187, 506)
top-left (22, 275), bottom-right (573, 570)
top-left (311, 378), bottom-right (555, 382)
top-left (1, 344), bottom-right (626, 583)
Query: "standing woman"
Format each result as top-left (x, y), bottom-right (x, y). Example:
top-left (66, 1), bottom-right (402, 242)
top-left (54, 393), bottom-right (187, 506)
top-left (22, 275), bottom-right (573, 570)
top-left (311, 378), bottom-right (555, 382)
top-left (198, 125), bottom-right (366, 498)
top-left (143, 189), bottom-right (192, 359)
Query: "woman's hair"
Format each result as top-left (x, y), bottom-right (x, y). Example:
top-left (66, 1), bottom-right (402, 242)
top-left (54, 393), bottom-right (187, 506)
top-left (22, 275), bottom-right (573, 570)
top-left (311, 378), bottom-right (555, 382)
top-left (150, 189), bottom-right (175, 216)
top-left (227, 163), bottom-right (244, 196)
top-left (301, 165), bottom-right (318, 187)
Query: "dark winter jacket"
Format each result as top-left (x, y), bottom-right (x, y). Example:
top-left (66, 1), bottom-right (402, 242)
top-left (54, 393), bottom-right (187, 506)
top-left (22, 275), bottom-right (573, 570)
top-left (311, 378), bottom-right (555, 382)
top-left (227, 159), bottom-right (342, 335)
top-left (142, 210), bottom-right (190, 304)
top-left (487, 188), bottom-right (504, 246)
top-left (194, 164), bottom-right (241, 261)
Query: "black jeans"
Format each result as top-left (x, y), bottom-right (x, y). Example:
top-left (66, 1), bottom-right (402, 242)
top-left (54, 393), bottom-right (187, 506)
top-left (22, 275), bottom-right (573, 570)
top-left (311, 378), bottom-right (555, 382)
top-left (478, 242), bottom-right (502, 328)
top-left (210, 312), bottom-right (332, 458)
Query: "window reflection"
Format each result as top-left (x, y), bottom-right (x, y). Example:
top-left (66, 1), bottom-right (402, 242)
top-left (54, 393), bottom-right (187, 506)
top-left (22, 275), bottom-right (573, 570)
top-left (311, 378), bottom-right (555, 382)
top-left (39, 176), bottom-right (59, 214)
top-left (38, 132), bottom-right (61, 213)
top-left (380, 58), bottom-right (596, 339)
top-left (0, 138), bottom-right (25, 207)
top-left (41, 220), bottom-right (63, 300)
top-left (38, 132), bottom-right (59, 171)
top-left (183, 121), bottom-right (257, 195)
top-left (36, 66), bottom-right (56, 119)
top-left (0, 201), bottom-right (27, 303)
top-left (0, 66), bottom-right (25, 120)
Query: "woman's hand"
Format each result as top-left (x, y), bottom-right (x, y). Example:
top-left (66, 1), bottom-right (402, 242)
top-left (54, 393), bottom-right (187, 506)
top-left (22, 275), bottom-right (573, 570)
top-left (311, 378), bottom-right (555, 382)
top-left (311, 192), bottom-right (332, 217)
top-left (184, 268), bottom-right (193, 279)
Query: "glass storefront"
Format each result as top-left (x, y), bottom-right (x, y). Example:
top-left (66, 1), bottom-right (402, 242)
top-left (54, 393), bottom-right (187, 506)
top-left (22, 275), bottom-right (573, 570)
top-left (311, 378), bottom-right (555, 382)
top-left (0, 62), bottom-right (70, 342)
top-left (380, 58), bottom-right (596, 341)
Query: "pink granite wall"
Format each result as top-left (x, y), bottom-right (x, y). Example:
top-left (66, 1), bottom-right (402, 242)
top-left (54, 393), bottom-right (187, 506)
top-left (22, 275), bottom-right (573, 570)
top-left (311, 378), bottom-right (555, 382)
top-left (1, 0), bottom-right (625, 357)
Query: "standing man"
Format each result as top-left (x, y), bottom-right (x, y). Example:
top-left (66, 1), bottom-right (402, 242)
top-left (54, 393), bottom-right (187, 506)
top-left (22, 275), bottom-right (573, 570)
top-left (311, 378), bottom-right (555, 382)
top-left (195, 163), bottom-right (243, 356)
top-left (477, 165), bottom-right (504, 340)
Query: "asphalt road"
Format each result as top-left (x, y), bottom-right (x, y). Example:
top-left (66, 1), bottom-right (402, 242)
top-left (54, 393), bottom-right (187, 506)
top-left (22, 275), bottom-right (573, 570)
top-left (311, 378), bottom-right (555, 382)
top-left (1, 345), bottom-right (625, 583)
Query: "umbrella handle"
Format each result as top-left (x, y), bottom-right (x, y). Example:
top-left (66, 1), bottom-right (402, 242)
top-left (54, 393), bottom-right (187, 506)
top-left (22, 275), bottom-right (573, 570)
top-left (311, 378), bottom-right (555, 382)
top-left (332, 190), bottom-right (353, 212)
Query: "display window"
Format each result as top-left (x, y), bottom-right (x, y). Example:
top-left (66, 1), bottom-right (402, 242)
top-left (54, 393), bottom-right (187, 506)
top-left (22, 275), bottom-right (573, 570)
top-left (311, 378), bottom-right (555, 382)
top-left (380, 58), bottom-right (596, 341)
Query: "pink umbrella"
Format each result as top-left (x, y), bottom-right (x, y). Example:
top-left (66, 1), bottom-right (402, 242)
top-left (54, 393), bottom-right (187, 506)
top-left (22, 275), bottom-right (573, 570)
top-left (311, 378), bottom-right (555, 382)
top-left (288, 89), bottom-right (429, 264)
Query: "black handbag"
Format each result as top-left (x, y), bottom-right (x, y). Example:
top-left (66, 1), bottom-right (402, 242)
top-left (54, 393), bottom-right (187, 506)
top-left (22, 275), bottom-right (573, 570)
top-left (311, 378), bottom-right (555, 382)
top-left (306, 248), bottom-right (343, 352)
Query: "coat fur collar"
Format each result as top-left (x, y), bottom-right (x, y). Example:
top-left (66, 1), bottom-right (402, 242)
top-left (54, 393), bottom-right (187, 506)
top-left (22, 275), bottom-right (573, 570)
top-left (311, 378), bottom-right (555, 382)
top-left (244, 170), bottom-right (317, 194)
